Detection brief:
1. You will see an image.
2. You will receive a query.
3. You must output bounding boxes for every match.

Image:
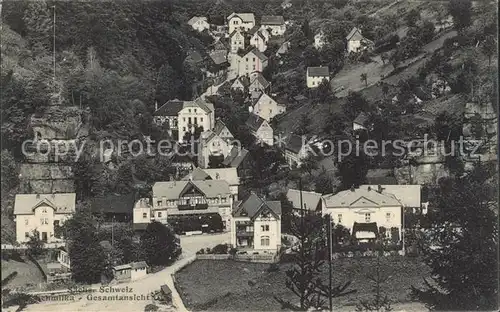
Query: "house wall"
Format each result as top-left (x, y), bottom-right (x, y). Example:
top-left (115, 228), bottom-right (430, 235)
top-left (253, 94), bottom-right (286, 122)
top-left (230, 31), bottom-right (245, 53)
top-left (198, 135), bottom-right (232, 168)
top-left (133, 207), bottom-right (151, 225)
top-left (353, 122), bottom-right (366, 131)
top-left (228, 16), bottom-right (254, 34)
top-left (178, 107), bottom-right (214, 142)
top-left (114, 268), bottom-right (131, 281)
top-left (131, 267), bottom-right (147, 280)
top-left (154, 115), bottom-right (178, 129)
top-left (322, 205), bottom-right (402, 239)
top-left (230, 53), bottom-right (268, 77)
top-left (307, 75), bottom-right (330, 88)
top-left (250, 34), bottom-right (267, 52)
top-left (261, 24), bottom-right (286, 36)
top-left (15, 205), bottom-right (72, 243)
top-left (231, 79), bottom-right (246, 92)
top-left (192, 20), bottom-right (210, 32)
top-left (253, 216), bottom-right (281, 252)
top-left (284, 147), bottom-right (308, 168)
top-left (254, 123), bottom-right (274, 146)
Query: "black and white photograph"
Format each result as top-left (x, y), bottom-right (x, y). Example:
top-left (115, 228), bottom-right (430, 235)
top-left (0, 0), bottom-right (498, 311)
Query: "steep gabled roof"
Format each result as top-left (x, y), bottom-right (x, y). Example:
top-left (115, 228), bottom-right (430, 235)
top-left (232, 192), bottom-right (281, 218)
top-left (247, 48), bottom-right (268, 61)
top-left (251, 73), bottom-right (270, 89)
top-left (227, 13), bottom-right (255, 24)
top-left (91, 193), bottom-right (136, 215)
top-left (153, 180), bottom-right (231, 200)
top-left (322, 186), bottom-right (402, 208)
top-left (182, 167), bottom-right (211, 181)
top-left (232, 76), bottom-right (251, 88)
top-left (286, 189), bottom-right (322, 211)
top-left (261, 15), bottom-right (285, 25)
top-left (346, 27), bottom-right (363, 41)
top-left (284, 134), bottom-right (304, 154)
top-left (362, 185), bottom-right (421, 208)
top-left (223, 146), bottom-right (249, 168)
top-left (209, 50), bottom-right (228, 65)
top-left (14, 193), bottom-right (76, 215)
top-left (245, 113), bottom-right (266, 132)
top-left (154, 100), bottom-right (184, 116)
top-left (183, 98), bottom-right (214, 114)
top-left (354, 112), bottom-right (369, 126)
top-left (307, 66), bottom-right (329, 77)
top-left (188, 16), bottom-right (207, 25)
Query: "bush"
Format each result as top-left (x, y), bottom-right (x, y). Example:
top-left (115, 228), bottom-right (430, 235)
top-left (267, 263), bottom-right (280, 273)
top-left (205, 248), bottom-right (211, 254)
top-left (229, 248), bottom-right (237, 257)
top-left (144, 304), bottom-right (159, 312)
top-left (196, 249), bottom-right (205, 255)
top-left (211, 243), bottom-right (229, 254)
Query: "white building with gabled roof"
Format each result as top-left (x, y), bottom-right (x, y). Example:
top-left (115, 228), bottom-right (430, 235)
top-left (187, 16), bottom-right (210, 32)
top-left (227, 13), bottom-right (256, 34)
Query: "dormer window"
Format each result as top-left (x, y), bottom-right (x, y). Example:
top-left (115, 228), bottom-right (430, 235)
top-left (42, 208), bottom-right (47, 213)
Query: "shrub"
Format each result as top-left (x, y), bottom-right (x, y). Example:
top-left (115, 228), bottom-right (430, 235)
top-left (229, 248), bottom-right (237, 257)
top-left (205, 248), bottom-right (211, 254)
top-left (196, 249), bottom-right (205, 255)
top-left (211, 243), bottom-right (229, 254)
top-left (144, 304), bottom-right (159, 312)
top-left (267, 263), bottom-right (280, 273)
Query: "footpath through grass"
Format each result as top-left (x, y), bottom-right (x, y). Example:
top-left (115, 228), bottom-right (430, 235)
top-left (175, 257), bottom-right (430, 311)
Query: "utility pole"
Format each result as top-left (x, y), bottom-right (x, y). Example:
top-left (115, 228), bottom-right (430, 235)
top-left (327, 213), bottom-right (333, 311)
top-left (111, 216), bottom-right (115, 247)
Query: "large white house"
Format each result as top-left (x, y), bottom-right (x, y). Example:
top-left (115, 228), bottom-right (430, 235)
top-left (14, 193), bottom-right (76, 243)
top-left (260, 15), bottom-right (286, 36)
top-left (182, 167), bottom-right (240, 201)
top-left (187, 16), bottom-right (210, 32)
top-left (227, 13), bottom-right (256, 34)
top-left (306, 66), bottom-right (330, 88)
top-left (249, 28), bottom-right (268, 52)
top-left (322, 186), bottom-right (403, 242)
top-left (178, 98), bottom-right (215, 142)
top-left (134, 179), bottom-right (234, 231)
top-left (231, 193), bottom-right (282, 253)
top-left (246, 113), bottom-right (274, 146)
top-left (252, 93), bottom-right (286, 122)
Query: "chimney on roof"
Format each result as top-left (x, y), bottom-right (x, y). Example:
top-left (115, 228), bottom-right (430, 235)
top-left (378, 185), bottom-right (383, 193)
top-left (36, 194), bottom-right (40, 199)
top-left (350, 185), bottom-right (355, 192)
top-left (367, 186), bottom-right (371, 191)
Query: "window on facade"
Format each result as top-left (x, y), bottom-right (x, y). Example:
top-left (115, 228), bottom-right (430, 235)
top-left (25, 218), bottom-right (29, 225)
top-left (253, 57), bottom-right (256, 62)
top-left (183, 127), bottom-right (186, 131)
top-left (200, 117), bottom-right (203, 122)
top-left (261, 236), bottom-right (270, 246)
top-left (25, 232), bottom-right (30, 238)
top-left (157, 200), bottom-right (162, 207)
top-left (158, 212), bottom-right (162, 218)
top-left (246, 58), bottom-right (248, 62)
top-left (261, 225), bottom-right (270, 232)
top-left (253, 65), bottom-right (256, 70)
top-left (194, 117), bottom-right (197, 124)
top-left (194, 109), bottom-right (197, 113)
top-left (188, 109), bottom-right (191, 113)
top-left (188, 117), bottom-right (192, 124)
top-left (365, 213), bottom-right (371, 222)
top-left (386, 212), bottom-right (391, 222)
top-left (338, 214), bottom-right (342, 223)
top-left (183, 117), bottom-right (186, 122)
top-left (143, 212), bottom-right (147, 219)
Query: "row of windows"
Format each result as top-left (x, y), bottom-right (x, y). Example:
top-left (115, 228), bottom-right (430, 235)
top-left (183, 117), bottom-right (203, 123)
top-left (156, 197), bottom-right (227, 207)
top-left (261, 236), bottom-right (270, 246)
top-left (336, 212), bottom-right (393, 223)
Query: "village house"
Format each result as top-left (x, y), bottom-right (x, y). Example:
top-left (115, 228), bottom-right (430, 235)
top-left (14, 193), bottom-right (76, 243)
top-left (187, 16), bottom-right (210, 32)
top-left (346, 27), bottom-right (374, 54)
top-left (314, 30), bottom-right (326, 49)
top-left (322, 186), bottom-right (403, 243)
top-left (135, 179), bottom-right (234, 231)
top-left (182, 167), bottom-right (240, 201)
top-left (230, 48), bottom-right (268, 77)
top-left (276, 41), bottom-right (291, 58)
top-left (231, 75), bottom-right (251, 93)
top-left (231, 192), bottom-right (282, 253)
top-left (90, 193), bottom-right (136, 223)
top-left (222, 146), bottom-right (252, 180)
top-left (178, 98), bottom-right (215, 142)
top-left (252, 93), bottom-right (286, 122)
top-left (353, 112), bottom-right (370, 131)
top-left (227, 13), bottom-right (256, 34)
top-left (229, 28), bottom-right (246, 54)
top-left (363, 185), bottom-right (422, 213)
top-left (306, 66), bottom-right (330, 88)
top-left (153, 99), bottom-right (183, 134)
top-left (260, 15), bottom-right (286, 36)
top-left (283, 134), bottom-right (310, 168)
top-left (246, 113), bottom-right (274, 146)
top-left (205, 51), bottom-right (229, 83)
top-left (198, 120), bottom-right (235, 168)
top-left (286, 189), bottom-right (322, 215)
top-left (249, 72), bottom-right (270, 93)
top-left (249, 28), bottom-right (268, 52)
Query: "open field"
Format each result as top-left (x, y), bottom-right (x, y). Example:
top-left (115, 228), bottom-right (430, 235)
top-left (175, 257), bottom-right (430, 311)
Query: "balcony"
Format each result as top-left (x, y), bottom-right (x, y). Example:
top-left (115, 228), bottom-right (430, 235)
top-left (236, 230), bottom-right (254, 237)
top-left (178, 203), bottom-right (209, 210)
